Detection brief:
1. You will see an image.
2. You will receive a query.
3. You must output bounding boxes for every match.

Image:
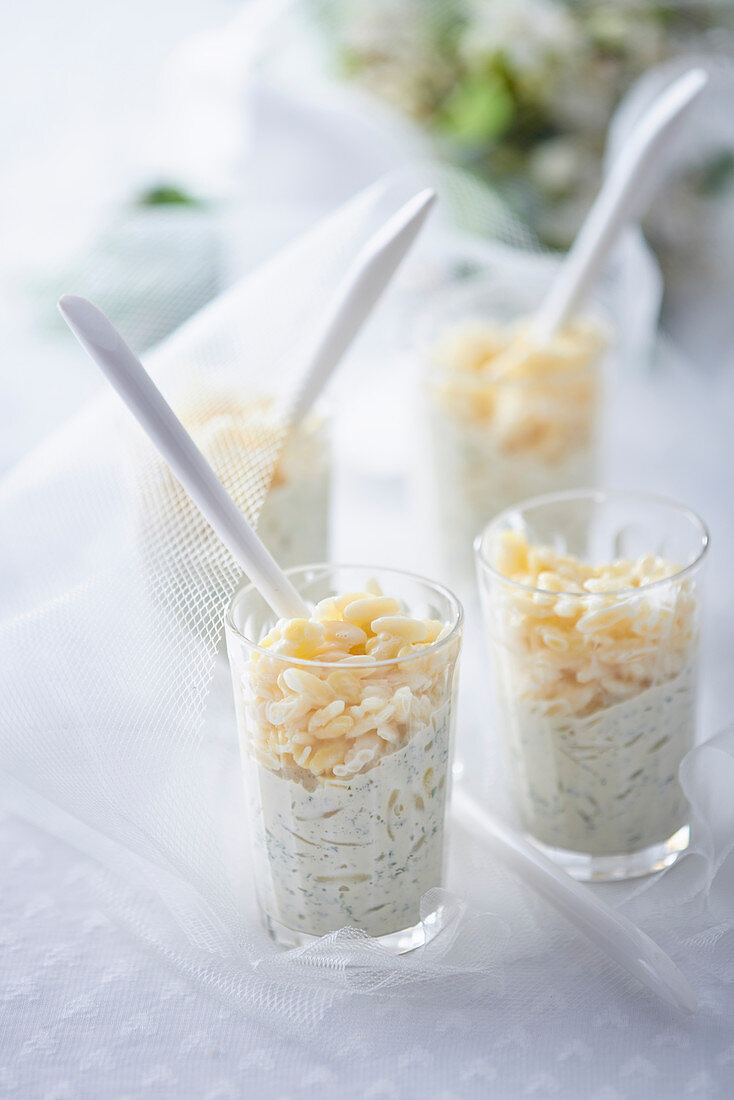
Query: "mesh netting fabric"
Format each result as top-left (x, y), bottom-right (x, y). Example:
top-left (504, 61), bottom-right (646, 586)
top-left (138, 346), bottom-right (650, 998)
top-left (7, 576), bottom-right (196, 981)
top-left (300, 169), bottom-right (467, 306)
top-left (39, 208), bottom-right (221, 356)
top-left (0, 178), bottom-right (535, 1031)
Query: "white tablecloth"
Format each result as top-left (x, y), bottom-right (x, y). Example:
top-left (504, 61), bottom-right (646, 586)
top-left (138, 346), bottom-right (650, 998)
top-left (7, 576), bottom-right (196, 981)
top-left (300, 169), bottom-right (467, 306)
top-left (3, 806), bottom-right (734, 1100)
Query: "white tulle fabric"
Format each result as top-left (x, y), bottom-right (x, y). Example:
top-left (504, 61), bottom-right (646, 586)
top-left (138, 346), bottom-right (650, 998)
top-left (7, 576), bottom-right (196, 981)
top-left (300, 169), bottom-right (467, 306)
top-left (0, 165), bottom-right (732, 1060)
top-left (0, 180), bottom-right (526, 1033)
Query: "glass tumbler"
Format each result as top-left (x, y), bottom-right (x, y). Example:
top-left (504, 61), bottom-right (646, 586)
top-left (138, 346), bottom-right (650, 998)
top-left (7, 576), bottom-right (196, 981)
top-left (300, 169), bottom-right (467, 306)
top-left (225, 564), bottom-right (463, 951)
top-left (139, 396), bottom-right (331, 650)
top-left (475, 490), bottom-right (709, 881)
top-left (415, 274), bottom-right (608, 587)
top-left (176, 394), bottom-right (331, 572)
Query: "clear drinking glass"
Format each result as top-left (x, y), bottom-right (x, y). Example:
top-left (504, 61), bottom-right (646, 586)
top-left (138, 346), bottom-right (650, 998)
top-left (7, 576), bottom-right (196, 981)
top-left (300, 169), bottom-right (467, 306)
top-left (415, 274), bottom-right (608, 587)
top-left (475, 490), bottom-right (709, 881)
top-left (225, 564), bottom-right (463, 950)
top-left (139, 399), bottom-right (331, 649)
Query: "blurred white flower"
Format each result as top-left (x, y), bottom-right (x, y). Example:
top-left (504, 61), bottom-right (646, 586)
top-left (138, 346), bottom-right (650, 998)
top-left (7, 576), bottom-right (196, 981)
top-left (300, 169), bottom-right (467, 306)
top-left (529, 138), bottom-right (601, 245)
top-left (460, 0), bottom-right (580, 77)
top-left (318, 0), bottom-right (734, 256)
top-left (529, 137), bottom-right (589, 197)
top-left (333, 0), bottom-right (458, 120)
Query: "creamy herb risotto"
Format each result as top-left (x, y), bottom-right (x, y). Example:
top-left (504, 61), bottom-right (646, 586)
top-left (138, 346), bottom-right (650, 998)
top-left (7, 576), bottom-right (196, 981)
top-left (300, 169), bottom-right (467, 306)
top-left (483, 531), bottom-right (699, 857)
top-left (425, 320), bottom-right (604, 580)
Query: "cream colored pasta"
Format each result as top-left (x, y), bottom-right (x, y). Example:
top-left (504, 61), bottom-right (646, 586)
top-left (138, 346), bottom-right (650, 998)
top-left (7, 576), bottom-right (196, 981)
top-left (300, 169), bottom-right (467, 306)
top-left (488, 530), bottom-right (697, 717)
top-left (244, 588), bottom-right (455, 780)
top-left (432, 319), bottom-right (604, 464)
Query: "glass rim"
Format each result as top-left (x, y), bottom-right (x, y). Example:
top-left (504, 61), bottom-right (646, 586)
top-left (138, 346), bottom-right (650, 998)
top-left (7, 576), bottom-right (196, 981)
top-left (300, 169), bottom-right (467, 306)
top-left (474, 488), bottom-right (710, 600)
top-left (415, 270), bottom-right (613, 366)
top-left (225, 562), bottom-right (464, 669)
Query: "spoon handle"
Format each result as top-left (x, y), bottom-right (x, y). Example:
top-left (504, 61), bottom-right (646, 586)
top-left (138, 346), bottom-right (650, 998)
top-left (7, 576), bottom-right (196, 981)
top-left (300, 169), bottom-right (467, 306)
top-left (532, 67), bottom-right (707, 342)
top-left (453, 789), bottom-right (697, 1014)
top-left (288, 189), bottom-right (435, 426)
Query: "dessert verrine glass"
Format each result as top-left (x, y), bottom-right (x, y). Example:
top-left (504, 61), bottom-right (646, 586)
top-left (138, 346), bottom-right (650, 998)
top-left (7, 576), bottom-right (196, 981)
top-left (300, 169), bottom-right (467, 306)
top-left (475, 490), bottom-right (708, 881)
top-left (416, 275), bottom-right (607, 586)
top-left (177, 389), bottom-right (331, 572)
top-left (140, 389), bottom-right (330, 647)
top-left (225, 564), bottom-right (463, 951)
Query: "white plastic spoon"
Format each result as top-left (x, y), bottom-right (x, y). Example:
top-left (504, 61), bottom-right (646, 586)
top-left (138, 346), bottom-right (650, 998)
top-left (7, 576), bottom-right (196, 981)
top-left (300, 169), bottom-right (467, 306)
top-left (531, 67), bottom-right (707, 343)
top-left (58, 294), bottom-right (309, 621)
top-left (452, 789), bottom-right (697, 1014)
top-left (287, 188), bottom-right (436, 426)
